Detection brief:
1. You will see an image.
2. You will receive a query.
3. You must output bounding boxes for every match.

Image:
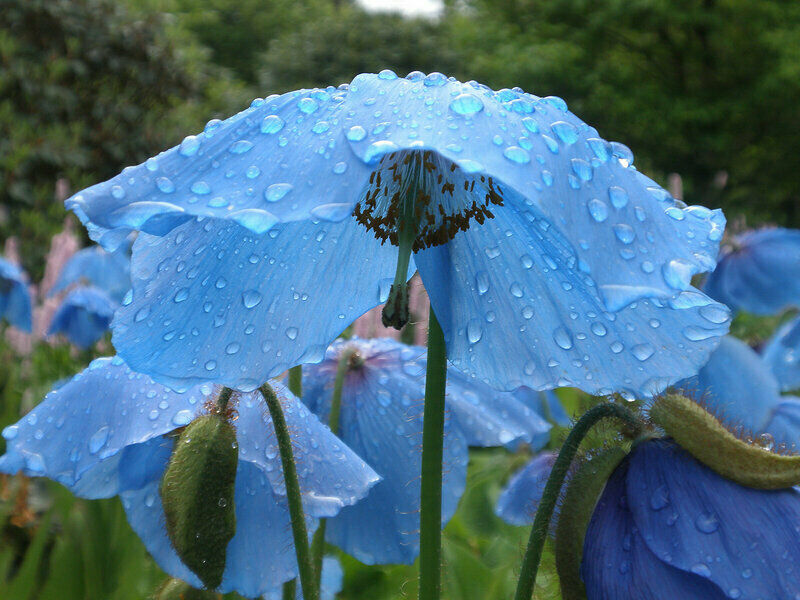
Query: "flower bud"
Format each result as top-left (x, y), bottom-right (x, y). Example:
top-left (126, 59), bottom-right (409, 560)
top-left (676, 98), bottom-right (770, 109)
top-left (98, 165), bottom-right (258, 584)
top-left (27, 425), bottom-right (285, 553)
top-left (160, 413), bottom-right (238, 590)
top-left (153, 578), bottom-right (220, 600)
top-left (649, 393), bottom-right (800, 489)
top-left (555, 445), bottom-right (629, 600)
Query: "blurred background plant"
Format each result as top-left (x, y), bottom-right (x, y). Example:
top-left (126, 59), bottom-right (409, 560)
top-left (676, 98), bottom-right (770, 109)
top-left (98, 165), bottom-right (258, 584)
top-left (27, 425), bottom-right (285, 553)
top-left (0, 0), bottom-right (798, 597)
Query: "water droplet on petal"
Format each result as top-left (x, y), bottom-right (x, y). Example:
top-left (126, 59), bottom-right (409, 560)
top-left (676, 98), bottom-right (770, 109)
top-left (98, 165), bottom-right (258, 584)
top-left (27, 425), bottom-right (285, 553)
top-left (467, 319), bottom-right (483, 343)
top-left (613, 224), bottom-right (636, 244)
top-left (553, 326), bottom-right (573, 350)
top-left (179, 135), bottom-right (201, 157)
top-left (172, 410), bottom-right (193, 426)
top-left (264, 183), bottom-right (293, 202)
top-left (285, 327), bottom-right (299, 340)
top-left (347, 126), bottom-right (367, 142)
top-left (242, 290), bottom-right (262, 308)
top-left (229, 140), bottom-right (254, 154)
top-left (449, 93), bottom-right (484, 116)
top-left (191, 181), bottom-right (211, 195)
top-left (156, 177), bottom-right (175, 194)
top-left (298, 97), bottom-right (318, 114)
top-left (378, 69), bottom-right (398, 80)
top-left (608, 186), bottom-right (629, 209)
top-left (503, 146), bottom-right (530, 164)
top-left (88, 426), bottom-right (110, 455)
top-left (261, 115), bottom-right (284, 134)
top-left (229, 209), bottom-right (278, 234)
top-left (552, 121), bottom-right (578, 144)
top-left (364, 140), bottom-right (399, 165)
top-left (588, 199), bottom-right (609, 222)
top-left (632, 343), bottom-right (655, 361)
top-left (310, 203), bottom-right (353, 222)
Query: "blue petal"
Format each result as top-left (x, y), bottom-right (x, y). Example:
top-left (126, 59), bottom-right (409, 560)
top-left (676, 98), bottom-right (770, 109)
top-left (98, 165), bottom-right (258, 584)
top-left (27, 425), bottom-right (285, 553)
top-left (581, 455), bottom-right (728, 600)
top-left (50, 245), bottom-right (131, 302)
top-left (0, 257), bottom-right (32, 332)
top-left (301, 338), bottom-right (468, 564)
top-left (676, 336), bottom-right (782, 432)
top-left (762, 315), bottom-right (800, 392)
top-left (345, 72), bottom-right (723, 310)
top-left (262, 556), bottom-right (344, 600)
top-left (625, 439), bottom-right (800, 598)
top-left (495, 452), bottom-right (557, 526)
top-left (48, 286), bottom-right (118, 349)
top-left (0, 357), bottom-right (211, 497)
top-left (234, 382), bottom-right (380, 518)
top-left (415, 200), bottom-right (730, 396)
top-left (444, 366), bottom-right (551, 450)
top-left (112, 216), bottom-right (402, 391)
top-left (703, 228), bottom-right (800, 315)
top-left (764, 396), bottom-right (800, 451)
top-left (66, 89), bottom-right (372, 249)
top-left (513, 387), bottom-right (571, 427)
top-left (122, 461), bottom-right (305, 596)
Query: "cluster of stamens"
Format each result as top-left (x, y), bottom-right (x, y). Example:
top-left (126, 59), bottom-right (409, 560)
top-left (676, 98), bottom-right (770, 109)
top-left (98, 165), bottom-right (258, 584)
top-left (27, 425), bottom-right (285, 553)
top-left (353, 150), bottom-right (505, 250)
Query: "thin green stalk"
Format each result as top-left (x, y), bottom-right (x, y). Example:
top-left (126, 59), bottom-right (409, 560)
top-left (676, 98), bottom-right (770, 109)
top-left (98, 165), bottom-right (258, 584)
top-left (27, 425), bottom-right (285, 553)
top-left (282, 366), bottom-right (303, 598)
top-left (310, 348), bottom-right (355, 584)
top-left (419, 309), bottom-right (448, 600)
top-left (216, 387), bottom-right (233, 413)
top-left (288, 365), bottom-right (303, 398)
top-left (260, 383), bottom-right (318, 600)
top-left (513, 403), bottom-right (643, 600)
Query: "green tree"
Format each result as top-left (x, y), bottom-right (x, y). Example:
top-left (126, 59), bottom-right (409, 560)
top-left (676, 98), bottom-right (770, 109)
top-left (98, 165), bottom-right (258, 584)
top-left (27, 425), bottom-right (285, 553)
top-left (444, 0), bottom-right (800, 226)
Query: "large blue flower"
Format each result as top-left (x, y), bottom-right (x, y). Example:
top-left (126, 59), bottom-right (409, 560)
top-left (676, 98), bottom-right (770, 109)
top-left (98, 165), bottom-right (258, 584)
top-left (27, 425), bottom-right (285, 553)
top-left (48, 286), bottom-right (118, 349)
top-left (0, 357), bottom-right (378, 597)
top-left (762, 314), bottom-right (800, 392)
top-left (582, 439), bottom-right (800, 599)
top-left (0, 256), bottom-right (32, 332)
top-left (50, 244), bottom-right (131, 302)
top-left (495, 451), bottom-right (558, 526)
top-left (69, 71), bottom-right (730, 396)
top-left (299, 337), bottom-right (550, 564)
top-left (703, 228), bottom-right (800, 315)
top-left (676, 335), bottom-right (800, 449)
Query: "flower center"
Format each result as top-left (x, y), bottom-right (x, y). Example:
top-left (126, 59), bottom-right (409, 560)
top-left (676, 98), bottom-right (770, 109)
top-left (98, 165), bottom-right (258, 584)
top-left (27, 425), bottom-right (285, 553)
top-left (353, 149), bottom-right (506, 251)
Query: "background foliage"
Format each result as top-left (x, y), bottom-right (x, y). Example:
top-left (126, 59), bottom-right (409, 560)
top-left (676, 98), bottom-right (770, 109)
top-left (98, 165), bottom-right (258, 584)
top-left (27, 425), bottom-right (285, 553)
top-left (1, 0), bottom-right (798, 598)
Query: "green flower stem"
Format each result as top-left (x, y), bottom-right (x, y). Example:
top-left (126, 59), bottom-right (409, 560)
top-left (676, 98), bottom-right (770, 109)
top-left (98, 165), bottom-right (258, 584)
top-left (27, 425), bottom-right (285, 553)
top-left (419, 309), bottom-right (448, 600)
top-left (216, 387), bottom-right (233, 413)
top-left (283, 366), bottom-right (303, 599)
top-left (260, 383), bottom-right (318, 600)
top-left (513, 402), bottom-right (643, 600)
top-left (288, 365), bottom-right (303, 398)
top-left (310, 348), bottom-right (355, 586)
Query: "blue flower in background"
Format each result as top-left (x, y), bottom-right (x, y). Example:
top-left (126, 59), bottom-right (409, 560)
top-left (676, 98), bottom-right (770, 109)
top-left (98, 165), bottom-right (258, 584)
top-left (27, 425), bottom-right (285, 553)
top-left (69, 71), bottom-right (729, 397)
top-left (0, 256), bottom-right (32, 332)
top-left (676, 336), bottom-right (800, 449)
top-left (0, 358), bottom-right (378, 597)
top-left (582, 439), bottom-right (800, 599)
top-left (50, 244), bottom-right (131, 302)
top-left (495, 452), bottom-right (557, 526)
top-left (514, 387), bottom-right (571, 427)
top-left (762, 314), bottom-right (800, 392)
top-left (703, 228), bottom-right (800, 315)
top-left (263, 557), bottom-right (343, 600)
top-left (48, 286), bottom-right (117, 349)
top-left (299, 337), bottom-right (550, 564)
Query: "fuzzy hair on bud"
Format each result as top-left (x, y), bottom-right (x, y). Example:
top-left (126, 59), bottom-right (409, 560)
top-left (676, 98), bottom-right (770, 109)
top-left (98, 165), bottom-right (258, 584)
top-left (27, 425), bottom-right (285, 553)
top-left (381, 282), bottom-right (409, 330)
top-left (649, 393), bottom-right (800, 489)
top-left (153, 578), bottom-right (221, 600)
top-left (160, 414), bottom-right (238, 590)
top-left (555, 445), bottom-right (629, 600)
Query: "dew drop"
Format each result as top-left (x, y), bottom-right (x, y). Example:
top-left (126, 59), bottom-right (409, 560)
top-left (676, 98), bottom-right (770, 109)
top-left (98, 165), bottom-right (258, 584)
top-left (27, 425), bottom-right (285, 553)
top-left (608, 186), bottom-right (629, 209)
top-left (264, 183), bottom-right (293, 202)
top-left (242, 290), bottom-right (262, 309)
top-left (467, 319), bottom-right (483, 344)
top-left (449, 93), bottom-right (484, 116)
top-left (88, 426), bottom-right (110, 455)
top-left (260, 115), bottom-right (284, 134)
top-left (552, 121), bottom-right (578, 145)
top-left (553, 326), bottom-right (574, 350)
top-left (285, 327), bottom-right (299, 340)
top-left (588, 198), bottom-right (609, 222)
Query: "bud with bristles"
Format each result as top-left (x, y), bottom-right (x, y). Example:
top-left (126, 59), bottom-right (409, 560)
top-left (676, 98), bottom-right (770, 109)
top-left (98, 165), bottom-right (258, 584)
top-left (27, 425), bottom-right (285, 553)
top-left (160, 413), bottom-right (238, 590)
top-left (649, 393), bottom-right (800, 489)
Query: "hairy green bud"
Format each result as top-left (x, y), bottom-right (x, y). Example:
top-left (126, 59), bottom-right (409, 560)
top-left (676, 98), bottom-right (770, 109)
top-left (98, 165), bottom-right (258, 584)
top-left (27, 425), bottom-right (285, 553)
top-left (153, 578), bottom-right (220, 600)
top-left (160, 414), bottom-right (238, 590)
top-left (650, 393), bottom-right (800, 489)
top-left (555, 445), bottom-right (629, 600)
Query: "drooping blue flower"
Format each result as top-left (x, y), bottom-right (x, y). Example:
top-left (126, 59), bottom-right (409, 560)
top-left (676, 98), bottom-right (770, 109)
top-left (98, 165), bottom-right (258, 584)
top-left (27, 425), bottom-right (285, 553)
top-left (762, 314), bottom-right (800, 392)
top-left (263, 556), bottom-right (343, 600)
top-left (50, 244), bottom-right (131, 302)
top-left (0, 358), bottom-right (378, 597)
top-left (703, 228), bottom-right (800, 315)
top-left (676, 335), bottom-right (800, 449)
top-left (582, 439), bottom-right (800, 599)
top-left (299, 337), bottom-right (550, 564)
top-left (47, 286), bottom-right (117, 349)
top-left (495, 451), bottom-right (557, 526)
top-left (0, 256), bottom-right (32, 332)
top-left (70, 71), bottom-right (729, 397)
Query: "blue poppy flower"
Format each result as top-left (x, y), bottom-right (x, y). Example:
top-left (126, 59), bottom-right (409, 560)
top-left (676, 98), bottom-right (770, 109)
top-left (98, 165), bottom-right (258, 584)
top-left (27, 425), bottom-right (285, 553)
top-left (676, 335), bottom-right (800, 449)
top-left (48, 286), bottom-right (117, 349)
top-left (70, 71), bottom-right (728, 397)
top-left (298, 337), bottom-right (549, 564)
top-left (263, 556), bottom-right (343, 600)
top-left (703, 228), bottom-right (800, 315)
top-left (50, 244), bottom-right (131, 302)
top-left (0, 357), bottom-right (378, 597)
top-left (514, 387), bottom-right (571, 427)
top-left (762, 314), bottom-right (800, 392)
top-left (582, 439), bottom-right (800, 599)
top-left (0, 256), bottom-right (32, 332)
top-left (495, 451), bottom-right (558, 526)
